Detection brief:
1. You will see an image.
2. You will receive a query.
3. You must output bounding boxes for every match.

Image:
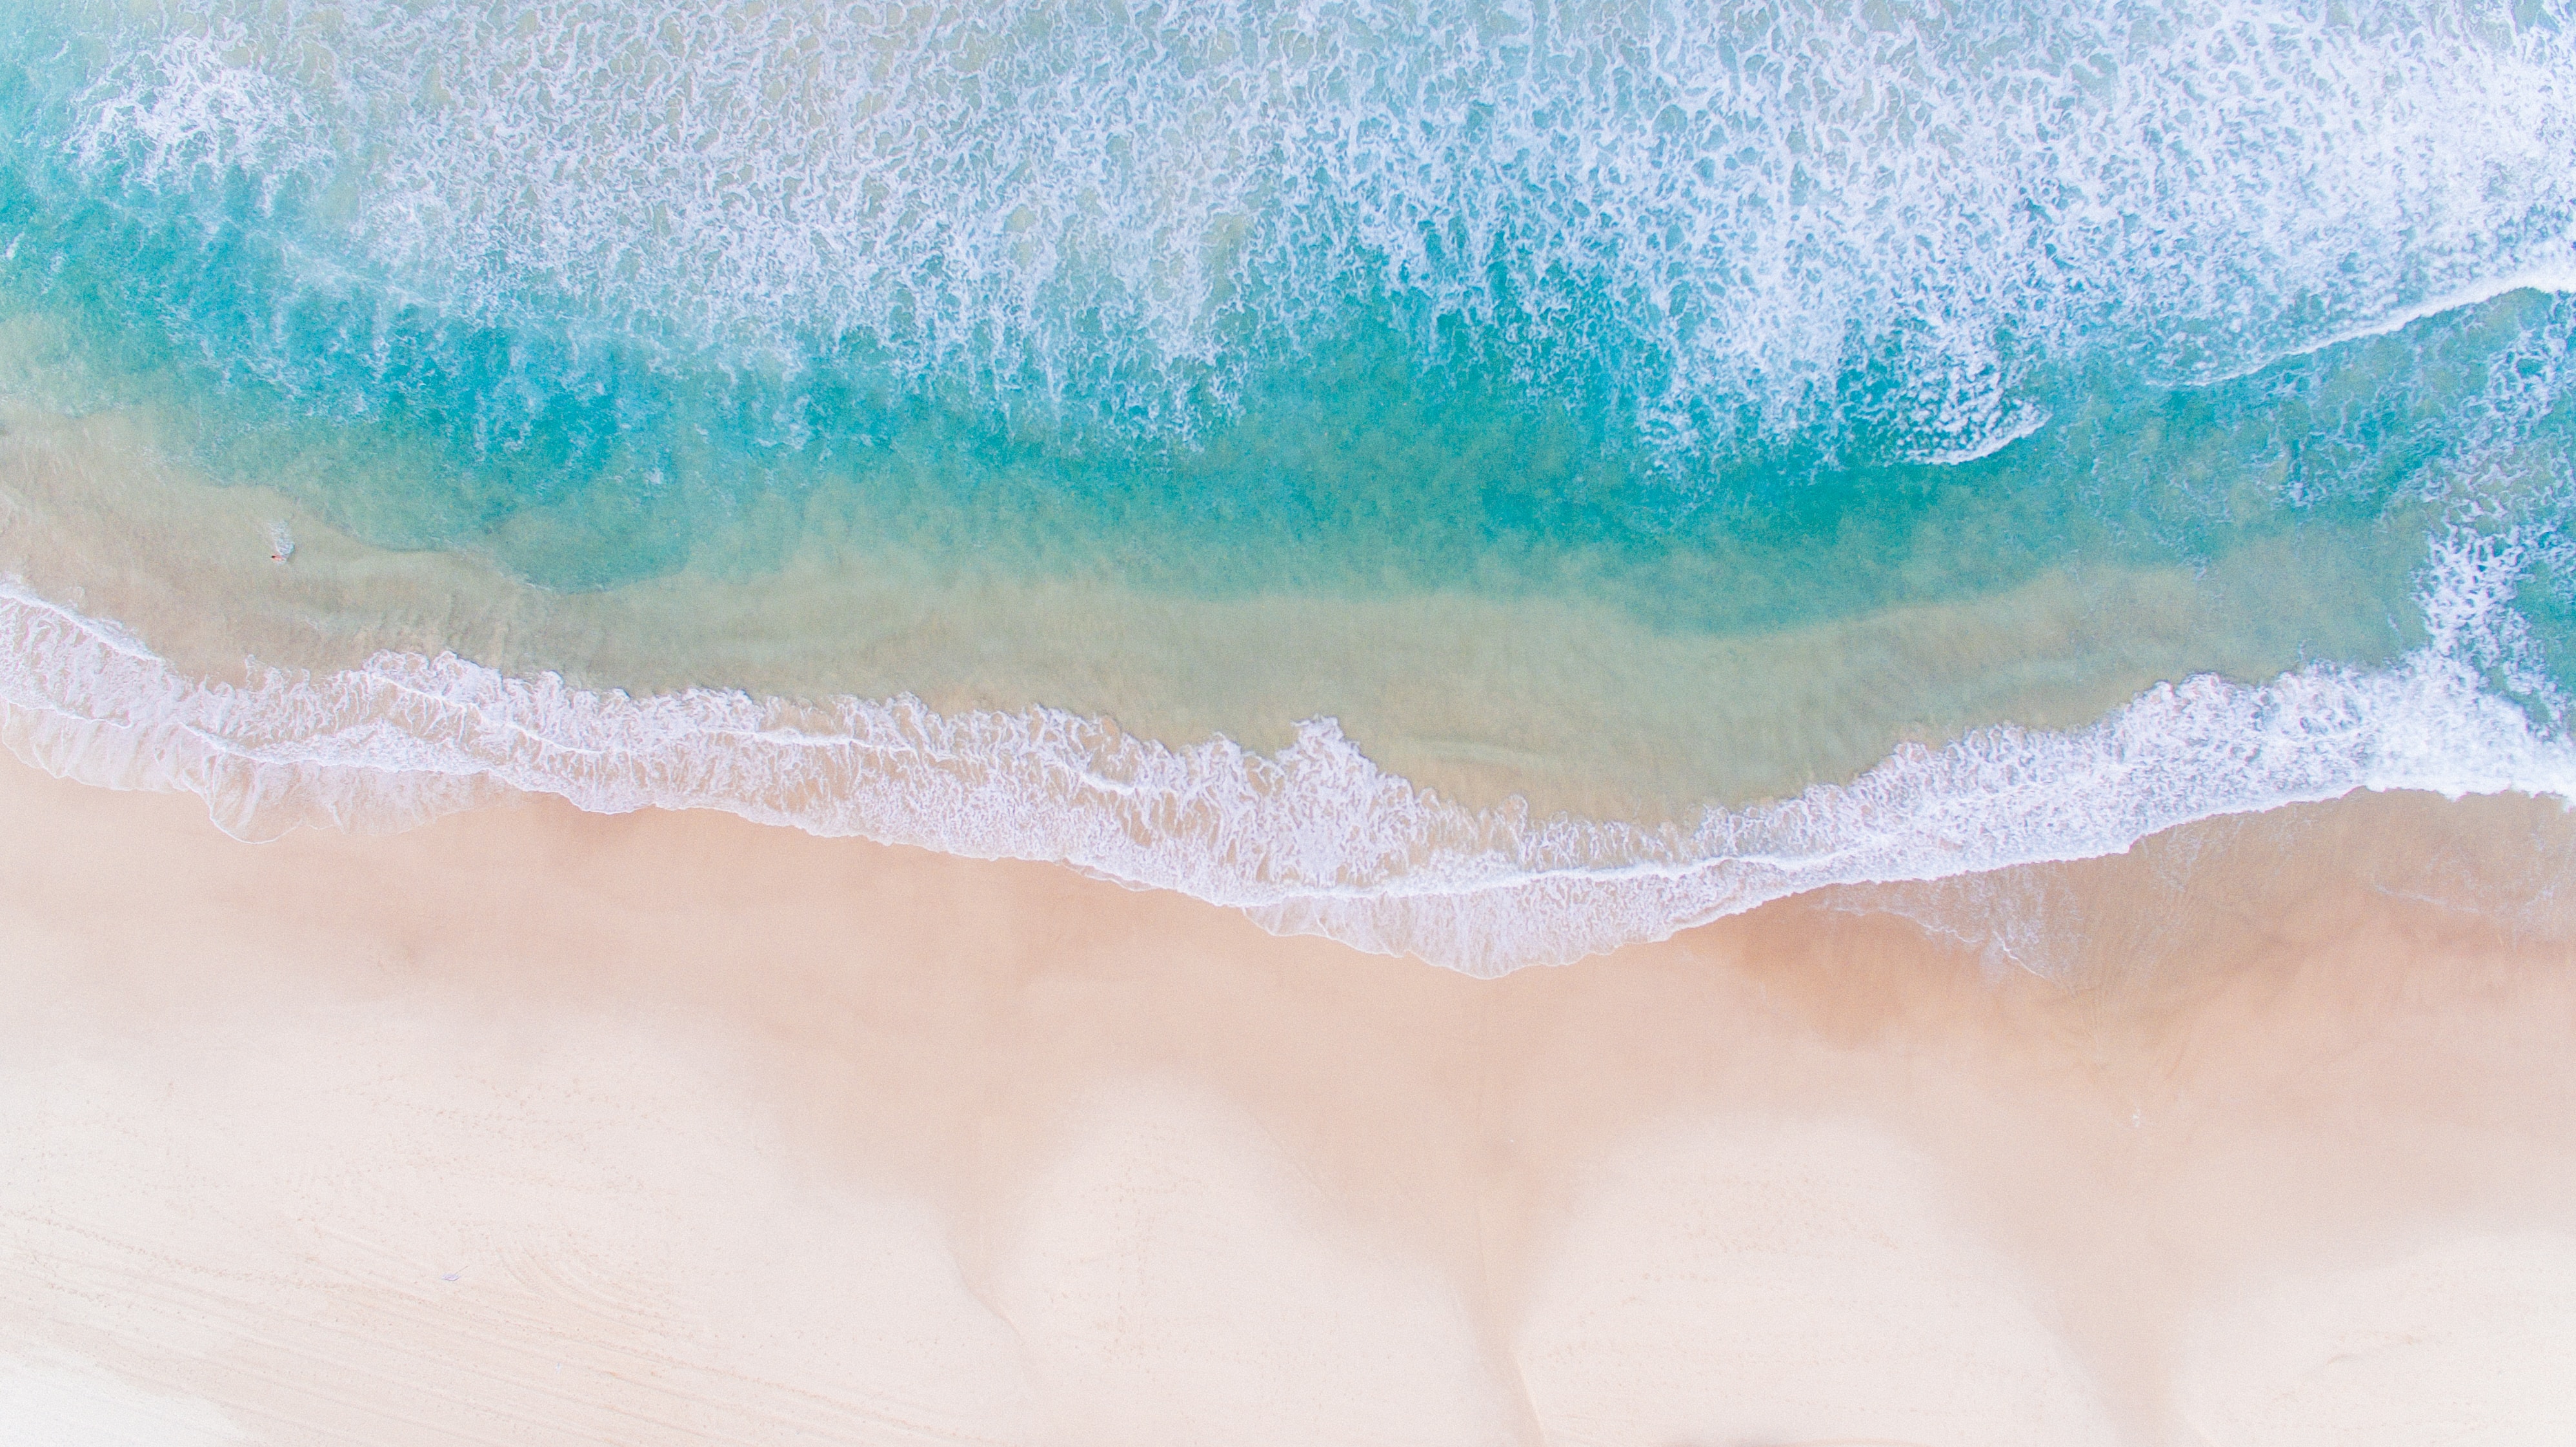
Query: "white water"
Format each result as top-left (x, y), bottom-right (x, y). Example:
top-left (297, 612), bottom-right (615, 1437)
top-left (61, 0), bottom-right (2576, 456)
top-left (6, 533), bottom-right (2569, 975)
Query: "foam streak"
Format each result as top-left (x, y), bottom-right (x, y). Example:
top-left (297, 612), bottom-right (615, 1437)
top-left (4, 573), bottom-right (2566, 974)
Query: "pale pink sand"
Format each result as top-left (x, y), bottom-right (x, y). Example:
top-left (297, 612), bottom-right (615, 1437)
top-left (4, 753), bottom-right (2575, 1445)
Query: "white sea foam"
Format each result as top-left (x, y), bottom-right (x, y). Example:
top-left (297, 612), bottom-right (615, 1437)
top-left (2196, 261), bottom-right (2576, 388)
top-left (58, 0), bottom-right (2576, 456)
top-left (5, 536), bottom-right (2569, 975)
top-left (1914, 404), bottom-right (2051, 467)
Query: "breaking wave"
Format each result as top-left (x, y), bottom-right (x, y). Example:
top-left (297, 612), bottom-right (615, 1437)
top-left (6, 533), bottom-right (2569, 975)
top-left (48, 0), bottom-right (2576, 457)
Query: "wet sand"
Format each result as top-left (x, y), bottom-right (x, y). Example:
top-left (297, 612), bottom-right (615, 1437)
top-left (4, 754), bottom-right (2575, 1445)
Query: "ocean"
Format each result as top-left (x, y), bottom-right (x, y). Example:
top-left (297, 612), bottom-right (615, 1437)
top-left (1, 0), bottom-right (2572, 972)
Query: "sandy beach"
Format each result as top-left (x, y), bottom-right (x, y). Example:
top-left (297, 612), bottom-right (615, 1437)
top-left (7, 6), bottom-right (2575, 1442)
top-left (4, 753), bottom-right (2574, 1446)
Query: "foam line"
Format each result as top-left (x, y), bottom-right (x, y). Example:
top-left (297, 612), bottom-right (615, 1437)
top-left (2191, 261), bottom-right (2576, 388)
top-left (5, 563), bottom-right (2568, 975)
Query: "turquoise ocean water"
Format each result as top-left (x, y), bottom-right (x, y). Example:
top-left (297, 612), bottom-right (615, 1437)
top-left (1, 0), bottom-right (2574, 970)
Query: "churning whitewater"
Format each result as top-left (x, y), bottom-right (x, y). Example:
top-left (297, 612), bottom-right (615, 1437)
top-left (5, 0), bottom-right (2576, 970)
top-left (43, 0), bottom-right (2576, 455)
top-left (5, 529), bottom-right (2572, 975)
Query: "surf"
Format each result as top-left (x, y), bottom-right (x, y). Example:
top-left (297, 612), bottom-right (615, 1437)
top-left (0, 0), bottom-right (2571, 970)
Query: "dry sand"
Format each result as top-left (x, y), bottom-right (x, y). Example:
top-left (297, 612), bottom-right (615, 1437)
top-left (5, 753), bottom-right (2576, 1446)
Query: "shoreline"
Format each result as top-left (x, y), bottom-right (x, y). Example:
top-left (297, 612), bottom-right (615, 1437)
top-left (6, 756), bottom-right (2575, 1443)
top-left (6, 571), bottom-right (2569, 973)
